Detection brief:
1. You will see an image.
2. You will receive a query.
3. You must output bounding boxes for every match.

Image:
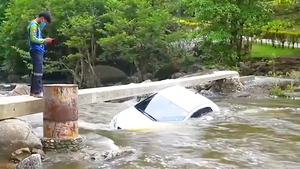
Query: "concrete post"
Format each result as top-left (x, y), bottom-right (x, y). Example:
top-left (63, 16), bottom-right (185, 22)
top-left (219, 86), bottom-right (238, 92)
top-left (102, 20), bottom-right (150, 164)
top-left (41, 84), bottom-right (83, 152)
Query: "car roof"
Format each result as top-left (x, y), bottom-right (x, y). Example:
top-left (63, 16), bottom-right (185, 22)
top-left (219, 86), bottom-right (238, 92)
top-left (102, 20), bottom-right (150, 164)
top-left (157, 86), bottom-right (214, 113)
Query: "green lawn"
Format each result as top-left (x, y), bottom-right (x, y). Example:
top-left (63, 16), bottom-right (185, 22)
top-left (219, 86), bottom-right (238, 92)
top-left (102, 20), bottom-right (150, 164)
top-left (251, 44), bottom-right (300, 58)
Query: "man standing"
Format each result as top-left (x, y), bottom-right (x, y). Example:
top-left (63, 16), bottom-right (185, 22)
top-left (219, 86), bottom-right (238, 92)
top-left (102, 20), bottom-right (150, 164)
top-left (27, 11), bottom-right (53, 98)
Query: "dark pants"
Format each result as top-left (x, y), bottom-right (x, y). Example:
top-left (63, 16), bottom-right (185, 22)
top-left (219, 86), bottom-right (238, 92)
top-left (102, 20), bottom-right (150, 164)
top-left (30, 50), bottom-right (44, 94)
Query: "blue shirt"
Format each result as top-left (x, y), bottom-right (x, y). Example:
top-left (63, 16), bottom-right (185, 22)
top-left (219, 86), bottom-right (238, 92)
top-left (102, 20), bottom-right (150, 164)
top-left (27, 20), bottom-right (45, 53)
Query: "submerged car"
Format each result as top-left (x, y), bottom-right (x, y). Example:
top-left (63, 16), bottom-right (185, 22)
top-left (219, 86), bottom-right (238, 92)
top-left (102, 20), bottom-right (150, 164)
top-left (109, 86), bottom-right (220, 130)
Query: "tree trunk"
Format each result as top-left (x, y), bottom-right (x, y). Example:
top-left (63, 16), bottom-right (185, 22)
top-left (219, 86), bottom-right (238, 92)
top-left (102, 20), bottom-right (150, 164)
top-left (80, 58), bottom-right (84, 88)
top-left (91, 34), bottom-right (97, 66)
top-left (74, 60), bottom-right (80, 84)
top-left (281, 41), bottom-right (285, 49)
top-left (84, 59), bottom-right (100, 87)
top-left (236, 35), bottom-right (243, 61)
top-left (134, 61), bottom-right (143, 82)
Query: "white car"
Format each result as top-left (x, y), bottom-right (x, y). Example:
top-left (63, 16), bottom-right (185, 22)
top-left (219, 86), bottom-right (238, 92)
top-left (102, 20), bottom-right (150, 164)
top-left (109, 86), bottom-right (220, 130)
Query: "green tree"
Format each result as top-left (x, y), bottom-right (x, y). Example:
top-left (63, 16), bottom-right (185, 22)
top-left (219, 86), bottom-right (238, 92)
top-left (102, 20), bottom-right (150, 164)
top-left (99, 0), bottom-right (185, 81)
top-left (0, 0), bottom-right (190, 86)
top-left (51, 0), bottom-right (107, 87)
top-left (59, 14), bottom-right (99, 87)
top-left (0, 0), bottom-right (46, 74)
top-left (184, 0), bottom-right (272, 64)
top-left (0, 0), bottom-right (10, 24)
top-left (0, 0), bottom-right (11, 64)
top-left (0, 0), bottom-right (108, 86)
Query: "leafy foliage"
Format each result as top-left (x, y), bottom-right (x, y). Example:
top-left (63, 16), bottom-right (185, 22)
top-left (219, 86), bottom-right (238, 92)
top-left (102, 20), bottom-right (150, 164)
top-left (98, 0), bottom-right (187, 81)
top-left (184, 0), bottom-right (272, 64)
top-left (0, 0), bottom-right (294, 87)
top-left (0, 0), bottom-right (193, 85)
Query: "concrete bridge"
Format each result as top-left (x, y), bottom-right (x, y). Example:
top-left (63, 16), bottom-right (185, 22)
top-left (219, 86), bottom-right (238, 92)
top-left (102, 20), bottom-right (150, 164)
top-left (0, 70), bottom-right (239, 119)
top-left (0, 70), bottom-right (239, 152)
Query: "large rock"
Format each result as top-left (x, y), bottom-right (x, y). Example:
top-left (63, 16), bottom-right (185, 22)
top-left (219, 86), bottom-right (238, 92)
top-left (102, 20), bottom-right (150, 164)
top-left (16, 154), bottom-right (42, 169)
top-left (0, 119), bottom-right (43, 161)
top-left (154, 63), bottom-right (181, 80)
top-left (7, 75), bottom-right (21, 83)
top-left (181, 63), bottom-right (204, 74)
top-left (210, 77), bottom-right (245, 96)
top-left (83, 65), bottom-right (129, 87)
top-left (7, 85), bottom-right (30, 96)
top-left (89, 147), bottom-right (137, 161)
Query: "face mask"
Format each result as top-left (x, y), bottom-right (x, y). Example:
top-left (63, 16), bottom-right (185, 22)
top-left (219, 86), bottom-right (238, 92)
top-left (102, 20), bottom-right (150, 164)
top-left (40, 21), bottom-right (46, 28)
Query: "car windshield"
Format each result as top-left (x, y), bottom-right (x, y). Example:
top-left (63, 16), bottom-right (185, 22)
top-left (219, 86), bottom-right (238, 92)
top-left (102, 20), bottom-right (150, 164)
top-left (134, 93), bottom-right (189, 122)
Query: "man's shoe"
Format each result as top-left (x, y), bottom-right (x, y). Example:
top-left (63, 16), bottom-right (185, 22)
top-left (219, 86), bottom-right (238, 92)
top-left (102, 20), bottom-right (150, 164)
top-left (30, 93), bottom-right (43, 98)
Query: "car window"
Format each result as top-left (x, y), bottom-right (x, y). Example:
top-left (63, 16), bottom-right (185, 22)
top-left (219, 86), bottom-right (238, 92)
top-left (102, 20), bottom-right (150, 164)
top-left (135, 93), bottom-right (188, 122)
top-left (190, 107), bottom-right (213, 118)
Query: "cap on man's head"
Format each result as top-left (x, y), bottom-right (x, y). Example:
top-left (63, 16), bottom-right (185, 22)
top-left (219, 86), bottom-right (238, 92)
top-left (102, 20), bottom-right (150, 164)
top-left (38, 11), bottom-right (52, 24)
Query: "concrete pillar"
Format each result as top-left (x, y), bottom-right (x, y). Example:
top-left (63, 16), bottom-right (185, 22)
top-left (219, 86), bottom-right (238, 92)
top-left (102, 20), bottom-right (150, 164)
top-left (41, 84), bottom-right (83, 152)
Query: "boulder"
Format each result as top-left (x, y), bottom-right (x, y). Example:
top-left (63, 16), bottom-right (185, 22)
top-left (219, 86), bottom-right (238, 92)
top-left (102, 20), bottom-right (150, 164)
top-left (171, 72), bottom-right (186, 79)
top-left (90, 65), bottom-right (128, 85)
top-left (232, 91), bottom-right (251, 98)
top-left (210, 77), bottom-right (245, 96)
top-left (182, 63), bottom-right (204, 74)
top-left (7, 75), bottom-right (21, 83)
top-left (0, 119), bottom-right (44, 161)
top-left (283, 92), bottom-right (300, 98)
top-left (154, 63), bottom-right (181, 80)
top-left (89, 147), bottom-right (137, 161)
top-left (15, 154), bottom-right (42, 169)
top-left (7, 85), bottom-right (30, 96)
top-left (198, 90), bottom-right (216, 97)
top-left (142, 73), bottom-right (153, 81)
top-left (294, 86), bottom-right (300, 92)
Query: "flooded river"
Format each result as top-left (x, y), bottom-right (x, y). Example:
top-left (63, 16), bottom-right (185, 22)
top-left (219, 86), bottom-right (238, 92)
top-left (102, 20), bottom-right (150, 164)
top-left (17, 96), bottom-right (300, 169)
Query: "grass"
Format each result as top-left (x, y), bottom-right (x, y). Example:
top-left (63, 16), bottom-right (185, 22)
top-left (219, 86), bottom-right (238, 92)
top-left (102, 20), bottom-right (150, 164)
top-left (251, 43), bottom-right (300, 58)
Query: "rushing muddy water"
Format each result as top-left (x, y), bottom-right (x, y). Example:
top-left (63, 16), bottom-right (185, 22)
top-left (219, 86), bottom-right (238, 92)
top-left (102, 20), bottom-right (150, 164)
top-left (15, 95), bottom-right (300, 169)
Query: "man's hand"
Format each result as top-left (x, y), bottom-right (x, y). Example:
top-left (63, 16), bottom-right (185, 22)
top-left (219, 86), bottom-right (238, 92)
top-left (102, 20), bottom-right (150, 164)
top-left (45, 37), bottom-right (54, 44)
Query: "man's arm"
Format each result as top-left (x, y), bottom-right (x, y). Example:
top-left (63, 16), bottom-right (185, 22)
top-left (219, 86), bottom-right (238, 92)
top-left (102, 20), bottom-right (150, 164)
top-left (29, 24), bottom-right (45, 44)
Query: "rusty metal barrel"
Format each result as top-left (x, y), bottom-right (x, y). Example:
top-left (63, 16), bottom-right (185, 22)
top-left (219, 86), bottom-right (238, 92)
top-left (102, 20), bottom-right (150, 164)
top-left (41, 84), bottom-right (83, 152)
